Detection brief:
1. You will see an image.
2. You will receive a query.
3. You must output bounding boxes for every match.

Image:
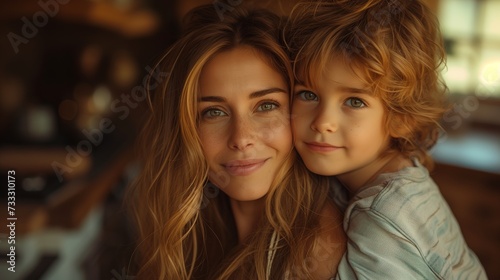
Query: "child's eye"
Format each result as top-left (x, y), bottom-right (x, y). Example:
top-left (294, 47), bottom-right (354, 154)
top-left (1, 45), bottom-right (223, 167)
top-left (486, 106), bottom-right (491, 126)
top-left (201, 108), bottom-right (227, 118)
top-left (344, 97), bottom-right (366, 108)
top-left (257, 102), bottom-right (279, 112)
top-left (297, 91), bottom-right (318, 101)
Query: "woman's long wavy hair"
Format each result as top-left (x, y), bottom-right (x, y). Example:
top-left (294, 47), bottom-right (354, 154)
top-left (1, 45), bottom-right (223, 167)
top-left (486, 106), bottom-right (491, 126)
top-left (128, 5), bottom-right (332, 279)
top-left (285, 0), bottom-right (448, 169)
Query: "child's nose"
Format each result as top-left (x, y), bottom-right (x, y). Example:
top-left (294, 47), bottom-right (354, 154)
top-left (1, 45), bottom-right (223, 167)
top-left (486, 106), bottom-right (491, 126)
top-left (311, 104), bottom-right (338, 133)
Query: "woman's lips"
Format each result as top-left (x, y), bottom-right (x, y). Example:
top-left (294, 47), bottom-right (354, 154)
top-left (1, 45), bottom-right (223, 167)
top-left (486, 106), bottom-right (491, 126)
top-left (305, 142), bottom-right (341, 152)
top-left (223, 159), bottom-right (267, 176)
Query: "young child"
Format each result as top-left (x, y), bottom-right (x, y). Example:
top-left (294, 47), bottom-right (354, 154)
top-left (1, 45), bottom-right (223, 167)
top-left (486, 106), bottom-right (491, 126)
top-left (286, 0), bottom-right (487, 279)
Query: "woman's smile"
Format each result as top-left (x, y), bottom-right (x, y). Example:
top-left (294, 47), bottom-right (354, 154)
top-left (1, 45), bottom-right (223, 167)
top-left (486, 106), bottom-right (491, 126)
top-left (222, 158), bottom-right (269, 176)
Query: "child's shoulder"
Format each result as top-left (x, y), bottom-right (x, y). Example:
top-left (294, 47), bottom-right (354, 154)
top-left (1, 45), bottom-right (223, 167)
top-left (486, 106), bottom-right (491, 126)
top-left (344, 157), bottom-right (458, 249)
top-left (341, 159), bottom-right (487, 279)
top-left (372, 158), bottom-right (439, 214)
top-left (347, 158), bottom-right (462, 256)
top-left (350, 158), bottom-right (444, 225)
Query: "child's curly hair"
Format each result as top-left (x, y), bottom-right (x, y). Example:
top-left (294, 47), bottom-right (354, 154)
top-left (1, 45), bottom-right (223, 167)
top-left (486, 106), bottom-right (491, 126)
top-left (285, 0), bottom-right (448, 169)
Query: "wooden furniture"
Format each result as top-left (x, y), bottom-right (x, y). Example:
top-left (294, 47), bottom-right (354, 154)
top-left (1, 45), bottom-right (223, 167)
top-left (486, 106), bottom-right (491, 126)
top-left (0, 143), bottom-right (133, 235)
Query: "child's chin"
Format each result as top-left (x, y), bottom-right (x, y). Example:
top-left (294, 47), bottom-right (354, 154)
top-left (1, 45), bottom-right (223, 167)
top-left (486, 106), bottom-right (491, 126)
top-left (306, 163), bottom-right (335, 176)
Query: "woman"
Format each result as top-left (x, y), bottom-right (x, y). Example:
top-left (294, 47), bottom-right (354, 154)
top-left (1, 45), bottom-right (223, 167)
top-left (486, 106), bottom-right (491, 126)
top-left (128, 4), bottom-right (345, 279)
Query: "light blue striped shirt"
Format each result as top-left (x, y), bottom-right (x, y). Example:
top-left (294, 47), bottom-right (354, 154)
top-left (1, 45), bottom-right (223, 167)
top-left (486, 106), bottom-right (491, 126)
top-left (332, 159), bottom-right (487, 279)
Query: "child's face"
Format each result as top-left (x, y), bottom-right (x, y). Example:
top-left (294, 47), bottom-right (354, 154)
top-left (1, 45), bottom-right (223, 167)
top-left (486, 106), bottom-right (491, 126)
top-left (197, 46), bottom-right (292, 202)
top-left (292, 58), bottom-right (390, 189)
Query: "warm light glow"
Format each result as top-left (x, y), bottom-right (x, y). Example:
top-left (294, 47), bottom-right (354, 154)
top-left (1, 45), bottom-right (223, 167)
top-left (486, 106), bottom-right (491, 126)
top-left (92, 85), bottom-right (112, 113)
top-left (479, 62), bottom-right (500, 86)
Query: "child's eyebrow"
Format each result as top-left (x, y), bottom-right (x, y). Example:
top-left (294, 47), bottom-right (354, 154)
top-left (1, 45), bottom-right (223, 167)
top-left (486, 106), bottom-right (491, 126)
top-left (339, 86), bottom-right (370, 94)
top-left (293, 82), bottom-right (311, 89)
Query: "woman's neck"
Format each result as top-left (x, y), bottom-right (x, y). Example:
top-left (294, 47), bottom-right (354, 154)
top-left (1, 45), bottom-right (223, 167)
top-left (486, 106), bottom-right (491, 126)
top-left (230, 197), bottom-right (266, 243)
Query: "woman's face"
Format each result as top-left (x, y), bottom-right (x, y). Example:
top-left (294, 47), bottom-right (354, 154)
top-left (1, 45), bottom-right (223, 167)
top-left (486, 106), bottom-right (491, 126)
top-left (197, 46), bottom-right (292, 202)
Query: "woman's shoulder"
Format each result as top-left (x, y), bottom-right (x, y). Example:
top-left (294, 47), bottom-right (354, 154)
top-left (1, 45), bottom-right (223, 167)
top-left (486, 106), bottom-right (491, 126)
top-left (318, 202), bottom-right (345, 236)
top-left (309, 202), bottom-right (347, 279)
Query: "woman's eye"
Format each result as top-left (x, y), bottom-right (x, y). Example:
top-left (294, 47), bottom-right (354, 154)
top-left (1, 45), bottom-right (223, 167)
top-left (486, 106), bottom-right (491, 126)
top-left (202, 108), bottom-right (227, 118)
top-left (345, 97), bottom-right (366, 108)
top-left (297, 91), bottom-right (318, 101)
top-left (257, 102), bottom-right (278, 112)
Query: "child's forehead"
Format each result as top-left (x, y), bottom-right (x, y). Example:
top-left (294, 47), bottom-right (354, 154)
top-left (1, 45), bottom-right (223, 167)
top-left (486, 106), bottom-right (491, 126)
top-left (295, 54), bottom-right (370, 89)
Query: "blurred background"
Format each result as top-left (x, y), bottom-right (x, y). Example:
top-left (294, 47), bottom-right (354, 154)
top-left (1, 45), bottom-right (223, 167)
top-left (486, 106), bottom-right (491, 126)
top-left (0, 0), bottom-right (498, 279)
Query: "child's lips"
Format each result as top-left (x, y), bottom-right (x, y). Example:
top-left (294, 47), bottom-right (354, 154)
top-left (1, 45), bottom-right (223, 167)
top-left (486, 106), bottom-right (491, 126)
top-left (304, 141), bottom-right (341, 152)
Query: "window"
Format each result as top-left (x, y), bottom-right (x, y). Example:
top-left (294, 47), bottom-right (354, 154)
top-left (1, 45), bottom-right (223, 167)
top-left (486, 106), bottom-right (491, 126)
top-left (439, 0), bottom-right (500, 98)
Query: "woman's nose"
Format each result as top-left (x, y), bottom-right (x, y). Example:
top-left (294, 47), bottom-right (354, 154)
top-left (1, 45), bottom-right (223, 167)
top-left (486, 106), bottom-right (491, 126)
top-left (228, 115), bottom-right (256, 151)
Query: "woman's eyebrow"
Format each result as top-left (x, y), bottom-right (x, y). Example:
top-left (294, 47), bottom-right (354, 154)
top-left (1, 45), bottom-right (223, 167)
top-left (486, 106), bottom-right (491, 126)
top-left (249, 88), bottom-right (287, 99)
top-left (199, 88), bottom-right (287, 102)
top-left (199, 96), bottom-right (226, 102)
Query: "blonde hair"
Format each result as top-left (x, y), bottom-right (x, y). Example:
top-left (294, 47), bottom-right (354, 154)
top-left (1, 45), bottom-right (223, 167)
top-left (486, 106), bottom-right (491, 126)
top-left (128, 5), bottom-right (333, 279)
top-left (286, 0), bottom-right (447, 169)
